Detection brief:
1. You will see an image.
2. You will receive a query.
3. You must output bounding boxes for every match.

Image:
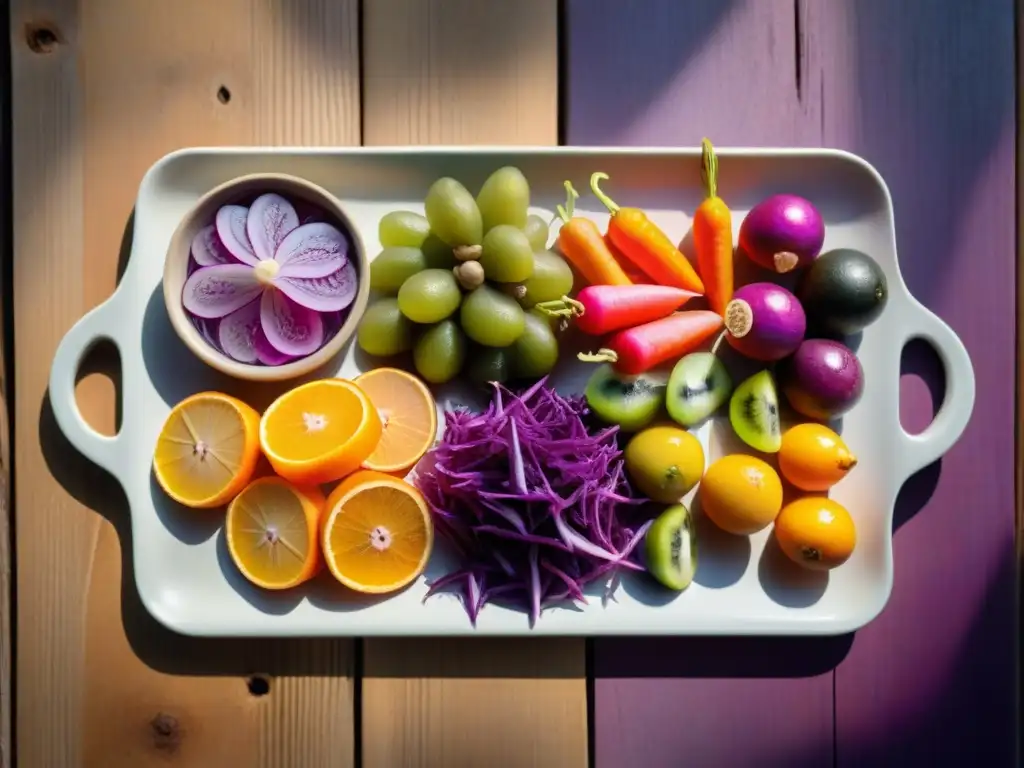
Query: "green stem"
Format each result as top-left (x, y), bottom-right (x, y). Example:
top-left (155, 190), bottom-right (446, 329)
top-left (577, 348), bottom-right (618, 364)
top-left (535, 296), bottom-right (585, 319)
top-left (701, 138), bottom-right (719, 199)
top-left (555, 180), bottom-right (580, 223)
top-left (589, 172), bottom-right (620, 215)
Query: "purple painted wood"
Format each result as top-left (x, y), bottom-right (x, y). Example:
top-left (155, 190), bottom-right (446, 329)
top-left (566, 1), bottom-right (1016, 766)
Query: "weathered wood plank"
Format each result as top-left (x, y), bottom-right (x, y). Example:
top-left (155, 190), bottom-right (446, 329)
top-left (360, 2), bottom-right (584, 767)
top-left (566, 1), bottom-right (836, 765)
top-left (13, 1), bottom-right (361, 766)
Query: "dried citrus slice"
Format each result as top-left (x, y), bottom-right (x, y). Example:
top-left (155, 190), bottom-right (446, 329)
top-left (259, 378), bottom-right (383, 485)
top-left (225, 477), bottom-right (325, 589)
top-left (354, 368), bottom-right (438, 474)
top-left (321, 470), bottom-right (434, 594)
top-left (152, 391), bottom-right (260, 509)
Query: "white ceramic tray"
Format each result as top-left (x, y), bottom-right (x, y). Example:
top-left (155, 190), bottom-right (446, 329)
top-left (49, 147), bottom-right (975, 637)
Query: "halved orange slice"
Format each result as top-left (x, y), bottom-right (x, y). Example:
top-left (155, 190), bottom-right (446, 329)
top-left (321, 470), bottom-right (434, 594)
top-left (354, 368), bottom-right (438, 474)
top-left (225, 476), bottom-right (326, 590)
top-left (152, 391), bottom-right (261, 509)
top-left (259, 378), bottom-right (383, 486)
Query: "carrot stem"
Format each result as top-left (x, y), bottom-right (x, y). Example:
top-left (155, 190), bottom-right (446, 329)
top-left (589, 172), bottom-right (620, 214)
top-left (577, 348), bottom-right (618, 364)
top-left (556, 181), bottom-right (580, 224)
top-left (701, 137), bottom-right (719, 199)
top-left (535, 296), bottom-right (585, 319)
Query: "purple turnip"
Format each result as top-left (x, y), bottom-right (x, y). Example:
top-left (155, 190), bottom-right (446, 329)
top-left (725, 282), bottom-right (806, 362)
top-left (739, 194), bottom-right (825, 274)
top-left (779, 339), bottom-right (864, 420)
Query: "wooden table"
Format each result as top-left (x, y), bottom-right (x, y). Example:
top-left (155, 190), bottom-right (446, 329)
top-left (5, 1), bottom-right (1017, 766)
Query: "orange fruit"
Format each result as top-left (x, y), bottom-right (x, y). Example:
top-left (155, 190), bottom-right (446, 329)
top-left (225, 477), bottom-right (326, 589)
top-left (259, 378), bottom-right (383, 485)
top-left (321, 470), bottom-right (434, 594)
top-left (152, 391), bottom-right (261, 509)
top-left (774, 496), bottom-right (857, 571)
top-left (354, 367), bottom-right (438, 474)
top-left (699, 454), bottom-right (783, 535)
top-left (778, 423), bottom-right (858, 492)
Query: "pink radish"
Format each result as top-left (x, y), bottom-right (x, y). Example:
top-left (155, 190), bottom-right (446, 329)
top-left (579, 310), bottom-right (724, 375)
top-left (215, 205), bottom-right (258, 265)
top-left (538, 284), bottom-right (698, 335)
top-left (247, 193), bottom-right (300, 262)
top-left (259, 289), bottom-right (324, 357)
top-left (182, 264), bottom-right (263, 319)
top-left (217, 300), bottom-right (261, 363)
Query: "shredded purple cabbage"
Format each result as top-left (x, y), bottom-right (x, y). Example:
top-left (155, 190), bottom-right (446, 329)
top-left (415, 376), bottom-right (654, 627)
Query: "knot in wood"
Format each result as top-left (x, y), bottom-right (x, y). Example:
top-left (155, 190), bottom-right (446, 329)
top-left (149, 712), bottom-right (182, 752)
top-left (25, 22), bottom-right (61, 54)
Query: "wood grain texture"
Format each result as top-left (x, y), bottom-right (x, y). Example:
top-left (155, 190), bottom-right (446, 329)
top-left (360, 2), bottom-right (585, 767)
top-left (13, 1), bottom-right (360, 766)
top-left (0, 10), bottom-right (10, 768)
top-left (567, 0), bottom-right (1017, 765)
top-left (566, 2), bottom-right (836, 766)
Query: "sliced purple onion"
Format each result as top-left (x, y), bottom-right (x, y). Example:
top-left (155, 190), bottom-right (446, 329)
top-left (217, 300), bottom-right (261, 363)
top-left (215, 205), bottom-right (258, 266)
top-left (254, 322), bottom-right (298, 366)
top-left (274, 260), bottom-right (357, 313)
top-left (192, 315), bottom-right (222, 352)
top-left (274, 222), bottom-right (348, 279)
top-left (293, 198), bottom-right (328, 225)
top-left (182, 263), bottom-right (262, 319)
top-left (191, 224), bottom-right (235, 266)
top-left (259, 288), bottom-right (324, 357)
top-left (247, 193), bottom-right (300, 263)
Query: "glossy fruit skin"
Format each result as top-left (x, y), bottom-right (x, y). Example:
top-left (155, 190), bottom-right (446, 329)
top-left (466, 346), bottom-right (510, 385)
top-left (397, 268), bottom-right (462, 324)
top-left (795, 248), bottom-right (888, 336)
top-left (700, 454), bottom-right (783, 536)
top-left (413, 319), bottom-right (467, 384)
top-left (479, 225), bottom-right (535, 283)
top-left (778, 423), bottom-right (858, 491)
top-left (518, 250), bottom-right (573, 309)
top-left (512, 310), bottom-right (559, 379)
top-left (625, 424), bottom-right (705, 503)
top-left (357, 298), bottom-right (415, 357)
top-left (370, 246), bottom-right (428, 294)
top-left (378, 211), bottom-right (431, 249)
top-left (523, 214), bottom-right (551, 251)
top-left (476, 166), bottom-right (530, 231)
top-left (424, 177), bottom-right (483, 247)
top-left (460, 284), bottom-right (526, 347)
top-left (774, 496), bottom-right (856, 571)
top-left (645, 503), bottom-right (697, 591)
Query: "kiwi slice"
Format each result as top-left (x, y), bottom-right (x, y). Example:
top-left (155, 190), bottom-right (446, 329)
top-left (729, 369), bottom-right (782, 453)
top-left (666, 353), bottom-right (733, 427)
top-left (584, 364), bottom-right (666, 432)
top-left (645, 504), bottom-right (697, 591)
top-left (465, 346), bottom-right (511, 387)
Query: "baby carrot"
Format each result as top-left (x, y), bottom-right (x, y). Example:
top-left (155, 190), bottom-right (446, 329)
top-left (693, 138), bottom-right (735, 316)
top-left (555, 181), bottom-right (632, 287)
top-left (578, 310), bottom-right (723, 375)
top-left (590, 172), bottom-right (705, 294)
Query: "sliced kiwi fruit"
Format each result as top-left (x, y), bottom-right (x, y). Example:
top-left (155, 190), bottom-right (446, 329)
top-left (584, 364), bottom-right (667, 432)
top-left (645, 503), bottom-right (697, 591)
top-left (729, 369), bottom-right (782, 453)
top-left (666, 352), bottom-right (733, 427)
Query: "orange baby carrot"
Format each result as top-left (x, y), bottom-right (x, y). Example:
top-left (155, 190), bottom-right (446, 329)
top-left (692, 138), bottom-right (735, 316)
top-left (555, 181), bottom-right (633, 287)
top-left (590, 172), bottom-right (705, 294)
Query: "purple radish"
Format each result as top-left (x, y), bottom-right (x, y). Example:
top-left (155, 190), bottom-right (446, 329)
top-left (779, 338), bottom-right (864, 420)
top-left (217, 300), bottom-right (262, 363)
top-left (191, 224), bottom-right (234, 267)
top-left (182, 263), bottom-right (263, 319)
top-left (260, 289), bottom-right (324, 357)
top-left (739, 194), bottom-right (825, 274)
top-left (216, 205), bottom-right (258, 265)
top-left (275, 260), bottom-right (358, 313)
top-left (254, 322), bottom-right (297, 366)
top-left (725, 282), bottom-right (806, 362)
top-left (274, 222), bottom-right (348, 279)
top-left (247, 193), bottom-right (300, 262)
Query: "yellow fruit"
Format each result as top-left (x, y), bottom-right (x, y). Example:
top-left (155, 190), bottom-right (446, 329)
top-left (321, 470), bottom-right (434, 594)
top-left (700, 454), bottom-right (783, 535)
top-left (225, 477), bottom-right (326, 589)
top-left (774, 496), bottom-right (857, 570)
top-left (152, 391), bottom-right (261, 509)
top-left (354, 367), bottom-right (438, 474)
top-left (778, 423), bottom-right (858, 491)
top-left (624, 424), bottom-right (705, 503)
top-left (259, 378), bottom-right (383, 485)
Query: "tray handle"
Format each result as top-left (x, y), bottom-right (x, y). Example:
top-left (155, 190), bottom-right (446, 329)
top-left (49, 297), bottom-right (124, 476)
top-left (897, 300), bottom-right (976, 477)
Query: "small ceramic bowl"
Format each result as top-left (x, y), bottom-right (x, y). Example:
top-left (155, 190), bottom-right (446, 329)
top-left (163, 173), bottom-right (369, 382)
